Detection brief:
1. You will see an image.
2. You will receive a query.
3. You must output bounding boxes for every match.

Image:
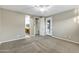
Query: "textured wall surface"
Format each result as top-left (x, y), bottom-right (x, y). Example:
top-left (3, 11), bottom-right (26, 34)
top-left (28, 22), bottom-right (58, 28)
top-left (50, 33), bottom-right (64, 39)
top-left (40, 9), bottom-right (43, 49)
top-left (52, 9), bottom-right (79, 42)
top-left (0, 9), bottom-right (25, 43)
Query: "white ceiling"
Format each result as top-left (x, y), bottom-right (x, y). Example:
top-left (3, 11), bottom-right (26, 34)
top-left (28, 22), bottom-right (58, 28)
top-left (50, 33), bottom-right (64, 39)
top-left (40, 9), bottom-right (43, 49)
top-left (0, 5), bottom-right (78, 16)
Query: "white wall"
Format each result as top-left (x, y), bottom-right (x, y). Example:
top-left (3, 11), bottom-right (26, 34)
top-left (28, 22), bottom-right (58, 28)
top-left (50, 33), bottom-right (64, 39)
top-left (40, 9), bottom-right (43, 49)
top-left (0, 9), bottom-right (25, 43)
top-left (0, 9), bottom-right (2, 40)
top-left (52, 9), bottom-right (79, 42)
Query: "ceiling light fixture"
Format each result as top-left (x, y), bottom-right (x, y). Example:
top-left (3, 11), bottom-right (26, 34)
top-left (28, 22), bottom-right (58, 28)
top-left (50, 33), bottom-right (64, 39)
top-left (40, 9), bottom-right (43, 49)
top-left (33, 5), bottom-right (52, 12)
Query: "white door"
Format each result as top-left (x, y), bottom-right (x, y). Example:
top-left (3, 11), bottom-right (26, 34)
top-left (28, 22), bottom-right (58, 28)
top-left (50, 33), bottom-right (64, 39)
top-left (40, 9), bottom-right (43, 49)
top-left (46, 17), bottom-right (52, 36)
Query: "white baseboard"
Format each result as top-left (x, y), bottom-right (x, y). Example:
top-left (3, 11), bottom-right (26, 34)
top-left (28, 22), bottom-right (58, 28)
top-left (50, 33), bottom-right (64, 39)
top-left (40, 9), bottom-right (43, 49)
top-left (0, 36), bottom-right (26, 44)
top-left (52, 36), bottom-right (79, 44)
top-left (1, 35), bottom-right (79, 45)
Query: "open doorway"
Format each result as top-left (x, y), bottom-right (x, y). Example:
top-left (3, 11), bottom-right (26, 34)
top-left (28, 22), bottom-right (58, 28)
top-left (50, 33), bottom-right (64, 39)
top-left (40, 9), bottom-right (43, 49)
top-left (25, 15), bottom-right (30, 37)
top-left (46, 17), bottom-right (53, 36)
top-left (35, 18), bottom-right (40, 35)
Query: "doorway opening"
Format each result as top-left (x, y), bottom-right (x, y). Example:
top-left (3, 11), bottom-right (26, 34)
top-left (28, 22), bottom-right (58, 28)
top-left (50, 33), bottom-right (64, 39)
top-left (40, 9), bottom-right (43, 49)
top-left (35, 18), bottom-right (40, 35)
top-left (46, 17), bottom-right (52, 36)
top-left (25, 15), bottom-right (30, 37)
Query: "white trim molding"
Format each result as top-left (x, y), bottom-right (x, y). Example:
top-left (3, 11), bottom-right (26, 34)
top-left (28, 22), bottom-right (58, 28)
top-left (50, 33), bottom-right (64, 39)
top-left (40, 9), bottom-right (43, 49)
top-left (52, 36), bottom-right (79, 44)
top-left (0, 36), bottom-right (26, 44)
